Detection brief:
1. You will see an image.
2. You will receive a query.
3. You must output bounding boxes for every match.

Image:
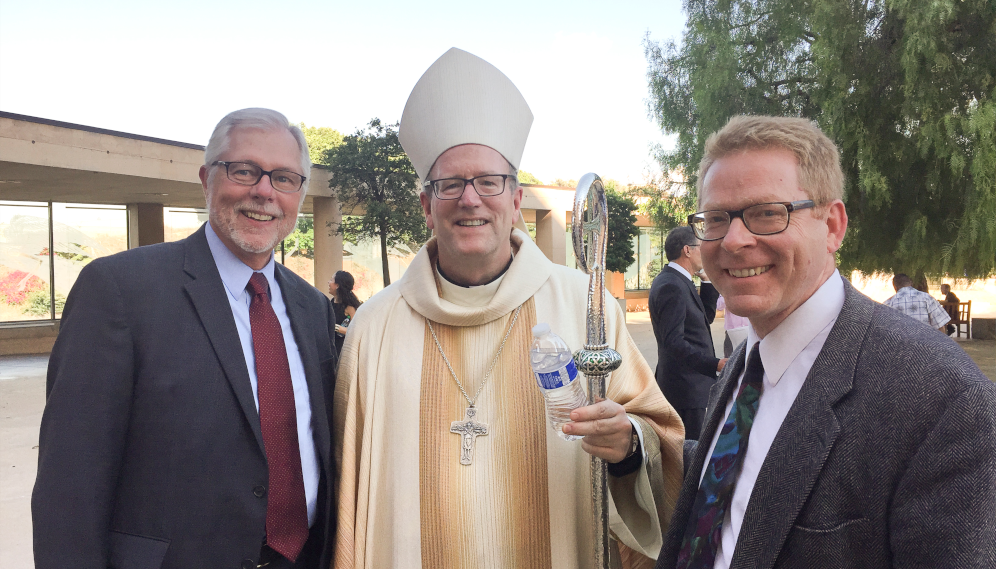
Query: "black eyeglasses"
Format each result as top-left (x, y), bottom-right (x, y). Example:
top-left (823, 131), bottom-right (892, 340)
top-left (687, 200), bottom-right (816, 241)
top-left (213, 161), bottom-right (306, 193)
top-left (423, 174), bottom-right (513, 200)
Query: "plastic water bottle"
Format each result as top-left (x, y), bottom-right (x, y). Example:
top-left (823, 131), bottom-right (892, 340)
top-left (530, 323), bottom-right (588, 441)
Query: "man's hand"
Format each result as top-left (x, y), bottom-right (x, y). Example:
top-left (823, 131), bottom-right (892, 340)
top-left (562, 399), bottom-right (633, 464)
top-left (718, 358), bottom-right (728, 373)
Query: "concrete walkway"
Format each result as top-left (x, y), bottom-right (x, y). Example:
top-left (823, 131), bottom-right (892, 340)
top-left (1, 317), bottom-right (993, 567)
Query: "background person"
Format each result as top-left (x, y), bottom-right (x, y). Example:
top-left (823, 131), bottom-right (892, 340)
top-left (328, 270), bottom-right (361, 356)
top-left (32, 108), bottom-right (338, 569)
top-left (649, 226), bottom-right (727, 441)
top-left (939, 283), bottom-right (960, 335)
top-left (716, 295), bottom-right (750, 357)
top-left (884, 273), bottom-right (951, 333)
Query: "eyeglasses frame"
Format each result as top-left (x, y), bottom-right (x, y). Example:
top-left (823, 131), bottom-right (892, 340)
top-left (687, 200), bottom-right (816, 241)
top-left (212, 161), bottom-right (307, 193)
top-left (423, 174), bottom-right (514, 200)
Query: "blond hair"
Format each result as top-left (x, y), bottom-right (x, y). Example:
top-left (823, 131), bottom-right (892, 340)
top-left (697, 115), bottom-right (843, 207)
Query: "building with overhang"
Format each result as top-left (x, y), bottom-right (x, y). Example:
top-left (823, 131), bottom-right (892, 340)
top-left (1, 112), bottom-right (663, 354)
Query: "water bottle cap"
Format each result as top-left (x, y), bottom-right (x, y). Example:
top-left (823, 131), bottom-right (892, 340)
top-left (532, 322), bottom-right (551, 337)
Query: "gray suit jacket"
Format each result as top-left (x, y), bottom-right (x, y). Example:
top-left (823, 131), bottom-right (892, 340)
top-left (33, 225), bottom-right (338, 569)
top-left (657, 279), bottom-right (996, 568)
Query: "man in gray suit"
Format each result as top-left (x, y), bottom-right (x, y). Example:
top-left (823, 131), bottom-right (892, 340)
top-left (33, 109), bottom-right (337, 569)
top-left (657, 115), bottom-right (996, 569)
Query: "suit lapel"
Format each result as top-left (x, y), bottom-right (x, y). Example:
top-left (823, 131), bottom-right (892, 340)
top-left (730, 280), bottom-right (872, 569)
top-left (182, 226), bottom-right (266, 455)
top-left (275, 265), bottom-right (332, 476)
top-left (659, 341), bottom-right (749, 567)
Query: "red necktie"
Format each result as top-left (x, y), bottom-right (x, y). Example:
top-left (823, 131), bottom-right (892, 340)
top-left (246, 273), bottom-right (309, 561)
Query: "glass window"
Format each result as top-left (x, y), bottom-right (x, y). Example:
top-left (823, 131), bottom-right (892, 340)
top-left (276, 215), bottom-right (315, 285)
top-left (0, 201), bottom-right (52, 323)
top-left (624, 227), bottom-right (666, 291)
top-left (340, 216), bottom-right (418, 301)
top-left (164, 207), bottom-right (209, 242)
top-left (51, 203), bottom-right (127, 318)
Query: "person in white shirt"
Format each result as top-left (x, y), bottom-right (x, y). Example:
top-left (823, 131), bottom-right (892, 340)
top-left (655, 115), bottom-right (996, 569)
top-left (883, 272), bottom-right (950, 332)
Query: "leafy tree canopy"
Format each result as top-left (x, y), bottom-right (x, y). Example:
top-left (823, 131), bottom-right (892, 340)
top-left (603, 182), bottom-right (641, 274)
top-left (325, 119), bottom-right (431, 286)
top-left (646, 0), bottom-right (996, 279)
top-left (299, 123), bottom-right (344, 166)
top-left (518, 170), bottom-right (542, 185)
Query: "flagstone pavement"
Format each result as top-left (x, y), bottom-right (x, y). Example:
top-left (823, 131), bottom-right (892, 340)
top-left (1, 316), bottom-right (993, 568)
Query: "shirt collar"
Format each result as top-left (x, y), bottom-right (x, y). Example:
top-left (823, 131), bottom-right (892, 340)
top-left (205, 221), bottom-right (277, 300)
top-left (746, 270), bottom-right (845, 386)
top-left (667, 261), bottom-right (693, 282)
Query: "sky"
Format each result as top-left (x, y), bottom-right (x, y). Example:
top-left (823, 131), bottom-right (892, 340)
top-left (0, 0), bottom-right (687, 185)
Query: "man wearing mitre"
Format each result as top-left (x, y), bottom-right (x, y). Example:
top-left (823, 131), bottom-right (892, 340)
top-left (333, 47), bottom-right (684, 569)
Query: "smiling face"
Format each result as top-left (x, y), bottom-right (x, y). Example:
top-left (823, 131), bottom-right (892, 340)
top-left (199, 127), bottom-right (305, 270)
top-left (699, 147), bottom-right (848, 337)
top-left (419, 144), bottom-right (523, 285)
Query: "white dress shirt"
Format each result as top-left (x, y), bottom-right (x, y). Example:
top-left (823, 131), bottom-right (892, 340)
top-left (667, 261), bottom-right (694, 282)
top-left (699, 270), bottom-right (846, 569)
top-left (205, 222), bottom-right (320, 527)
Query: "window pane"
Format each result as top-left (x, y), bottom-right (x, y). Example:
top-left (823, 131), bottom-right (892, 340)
top-left (52, 203), bottom-right (128, 318)
top-left (340, 215), bottom-right (417, 301)
top-left (0, 202), bottom-right (52, 322)
top-left (624, 233), bottom-right (640, 290)
top-left (277, 215), bottom-right (315, 285)
top-left (164, 207), bottom-right (208, 242)
top-left (565, 224), bottom-right (577, 270)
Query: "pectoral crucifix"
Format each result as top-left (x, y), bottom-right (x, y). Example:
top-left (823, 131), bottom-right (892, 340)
top-left (450, 406), bottom-right (488, 465)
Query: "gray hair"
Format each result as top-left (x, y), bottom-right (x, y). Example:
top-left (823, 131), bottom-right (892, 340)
top-left (664, 226), bottom-right (699, 261)
top-left (204, 108), bottom-right (311, 192)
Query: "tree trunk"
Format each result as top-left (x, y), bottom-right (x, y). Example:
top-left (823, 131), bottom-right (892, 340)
top-left (380, 221), bottom-right (391, 287)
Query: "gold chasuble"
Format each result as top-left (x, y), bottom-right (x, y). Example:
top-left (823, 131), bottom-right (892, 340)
top-left (333, 229), bottom-right (685, 569)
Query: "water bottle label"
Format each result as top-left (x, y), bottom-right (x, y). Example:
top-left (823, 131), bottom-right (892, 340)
top-left (536, 359), bottom-right (578, 389)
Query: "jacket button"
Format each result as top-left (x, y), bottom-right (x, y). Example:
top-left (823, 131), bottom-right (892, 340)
top-left (242, 559), bottom-right (255, 569)
top-left (253, 485), bottom-right (266, 498)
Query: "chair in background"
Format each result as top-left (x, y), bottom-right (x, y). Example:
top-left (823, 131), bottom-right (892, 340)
top-left (954, 301), bottom-right (972, 339)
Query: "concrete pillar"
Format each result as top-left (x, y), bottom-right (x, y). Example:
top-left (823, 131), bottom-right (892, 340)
top-left (534, 209), bottom-right (567, 265)
top-left (313, 196), bottom-right (342, 292)
top-left (127, 203), bottom-right (165, 248)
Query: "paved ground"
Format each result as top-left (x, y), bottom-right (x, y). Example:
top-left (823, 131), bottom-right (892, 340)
top-left (1, 317), bottom-right (993, 567)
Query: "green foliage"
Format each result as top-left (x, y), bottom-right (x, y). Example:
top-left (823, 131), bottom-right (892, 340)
top-left (646, 0), bottom-right (996, 278)
top-left (283, 217), bottom-right (314, 259)
top-left (23, 291), bottom-right (65, 316)
top-left (553, 178), bottom-right (579, 188)
top-left (517, 170), bottom-right (542, 185)
top-left (325, 119), bottom-right (431, 286)
top-left (604, 186), bottom-right (640, 274)
top-left (299, 123), bottom-right (344, 166)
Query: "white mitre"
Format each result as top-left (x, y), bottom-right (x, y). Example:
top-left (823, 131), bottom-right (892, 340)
top-left (399, 47), bottom-right (534, 181)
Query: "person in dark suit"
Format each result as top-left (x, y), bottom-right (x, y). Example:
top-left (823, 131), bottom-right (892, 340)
top-left (32, 109), bottom-right (338, 569)
top-left (649, 226), bottom-right (727, 441)
top-left (657, 115), bottom-right (996, 569)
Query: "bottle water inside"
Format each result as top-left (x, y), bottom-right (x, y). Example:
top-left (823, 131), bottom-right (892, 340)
top-left (530, 323), bottom-right (587, 441)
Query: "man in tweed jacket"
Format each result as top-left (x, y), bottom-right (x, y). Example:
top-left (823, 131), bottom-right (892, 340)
top-left (656, 115), bottom-right (996, 569)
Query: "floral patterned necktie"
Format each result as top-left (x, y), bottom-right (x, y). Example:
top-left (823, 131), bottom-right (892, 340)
top-left (677, 342), bottom-right (765, 569)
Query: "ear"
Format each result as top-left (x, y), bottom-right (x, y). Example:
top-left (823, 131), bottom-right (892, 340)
top-left (824, 200), bottom-right (848, 253)
top-left (419, 191), bottom-right (435, 230)
top-left (511, 185), bottom-right (523, 223)
top-left (199, 165), bottom-right (211, 202)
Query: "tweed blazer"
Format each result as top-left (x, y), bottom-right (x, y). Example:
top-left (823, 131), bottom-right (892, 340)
top-left (656, 279), bottom-right (996, 569)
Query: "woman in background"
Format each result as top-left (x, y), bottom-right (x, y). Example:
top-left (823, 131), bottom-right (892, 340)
top-left (328, 270), bottom-right (362, 357)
